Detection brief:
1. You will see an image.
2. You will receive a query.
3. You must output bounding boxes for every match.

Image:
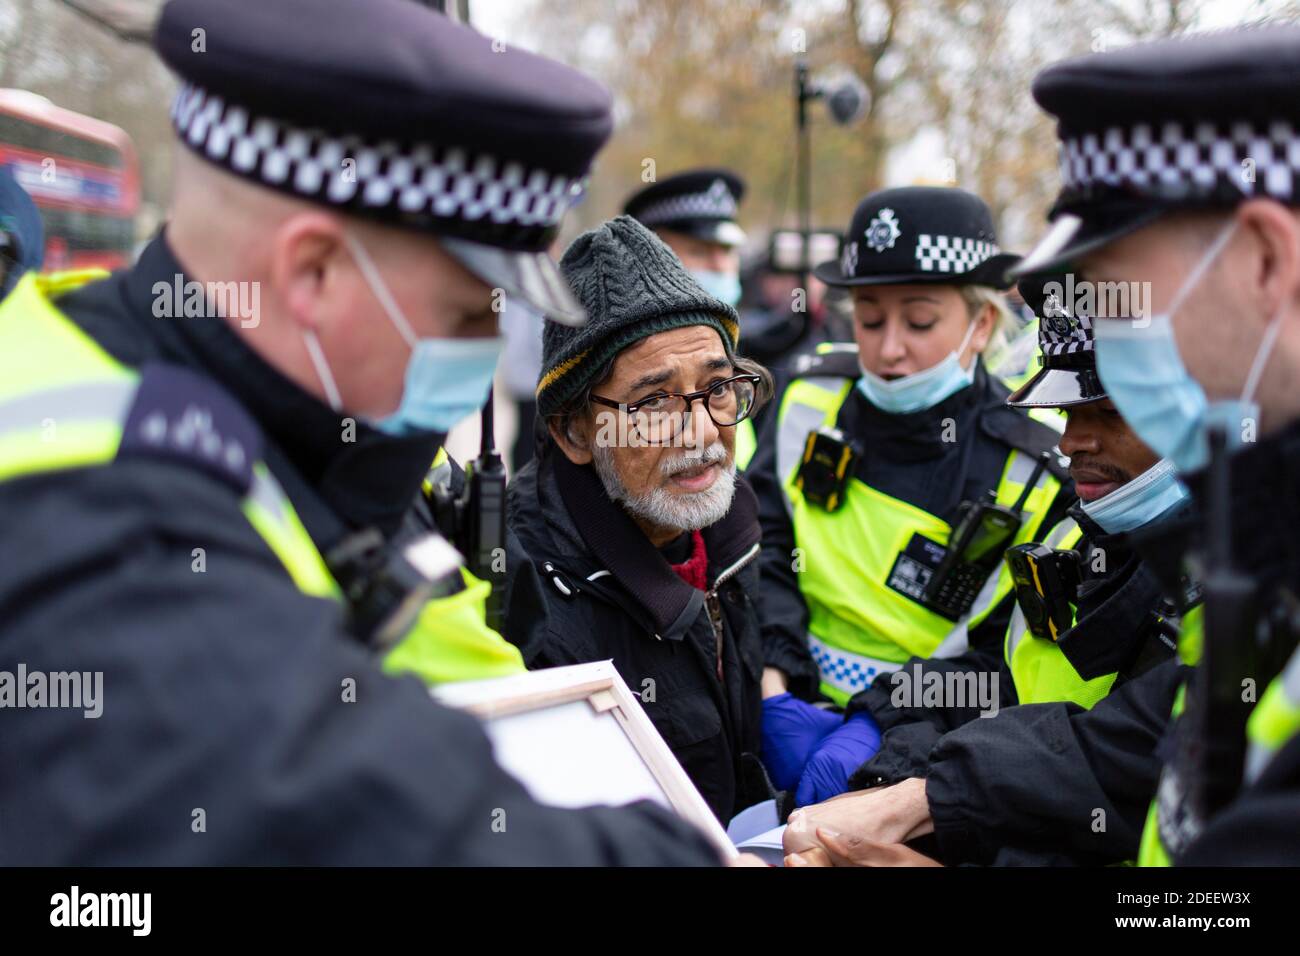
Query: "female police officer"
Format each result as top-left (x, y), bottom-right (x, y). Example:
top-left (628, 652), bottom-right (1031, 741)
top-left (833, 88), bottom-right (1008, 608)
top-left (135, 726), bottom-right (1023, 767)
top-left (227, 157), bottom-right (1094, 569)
top-left (748, 186), bottom-right (1073, 796)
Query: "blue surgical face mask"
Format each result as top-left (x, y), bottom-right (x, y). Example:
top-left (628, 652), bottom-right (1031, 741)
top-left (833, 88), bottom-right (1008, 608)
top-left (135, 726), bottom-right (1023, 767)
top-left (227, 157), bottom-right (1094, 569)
top-left (303, 234), bottom-right (503, 436)
top-left (856, 318), bottom-right (978, 415)
top-left (692, 269), bottom-right (741, 307)
top-left (1078, 458), bottom-right (1189, 534)
top-left (1093, 221), bottom-right (1283, 474)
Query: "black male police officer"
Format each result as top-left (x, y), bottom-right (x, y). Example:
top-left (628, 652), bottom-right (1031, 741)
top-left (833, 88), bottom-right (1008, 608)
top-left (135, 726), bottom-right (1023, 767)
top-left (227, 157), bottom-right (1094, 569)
top-left (1014, 25), bottom-right (1300, 865)
top-left (0, 0), bottom-right (720, 865)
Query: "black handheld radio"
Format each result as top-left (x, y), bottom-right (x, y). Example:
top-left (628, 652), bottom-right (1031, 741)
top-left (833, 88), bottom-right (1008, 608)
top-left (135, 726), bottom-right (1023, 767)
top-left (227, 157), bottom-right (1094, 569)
top-left (1192, 424), bottom-right (1259, 815)
top-left (462, 388), bottom-right (508, 634)
top-left (923, 452), bottom-right (1051, 620)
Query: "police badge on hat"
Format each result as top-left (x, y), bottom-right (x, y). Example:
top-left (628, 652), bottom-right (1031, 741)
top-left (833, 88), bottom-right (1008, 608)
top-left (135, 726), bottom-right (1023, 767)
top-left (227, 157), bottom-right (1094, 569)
top-left (814, 186), bottom-right (1019, 289)
top-left (865, 208), bottom-right (901, 252)
top-left (1007, 271), bottom-right (1105, 409)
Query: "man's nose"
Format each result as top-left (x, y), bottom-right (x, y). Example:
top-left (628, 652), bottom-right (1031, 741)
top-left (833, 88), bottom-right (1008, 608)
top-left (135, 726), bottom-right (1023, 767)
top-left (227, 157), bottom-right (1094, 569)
top-left (682, 399), bottom-right (720, 454)
top-left (1059, 418), bottom-right (1101, 458)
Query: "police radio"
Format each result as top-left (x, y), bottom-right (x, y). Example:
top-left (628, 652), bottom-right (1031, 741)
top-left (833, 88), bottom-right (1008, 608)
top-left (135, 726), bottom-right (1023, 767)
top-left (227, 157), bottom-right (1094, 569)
top-left (794, 426), bottom-right (860, 512)
top-left (326, 527), bottom-right (465, 650)
top-left (426, 389), bottom-right (508, 633)
top-left (922, 452), bottom-right (1051, 620)
top-left (1005, 542), bottom-right (1082, 641)
top-left (1192, 423), bottom-right (1259, 815)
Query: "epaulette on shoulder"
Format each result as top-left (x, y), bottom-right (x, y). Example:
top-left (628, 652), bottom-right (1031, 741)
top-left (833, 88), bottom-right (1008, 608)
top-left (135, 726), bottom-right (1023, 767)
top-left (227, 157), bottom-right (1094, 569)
top-left (790, 343), bottom-right (861, 380)
top-left (116, 362), bottom-right (263, 496)
top-left (980, 403), bottom-right (1071, 482)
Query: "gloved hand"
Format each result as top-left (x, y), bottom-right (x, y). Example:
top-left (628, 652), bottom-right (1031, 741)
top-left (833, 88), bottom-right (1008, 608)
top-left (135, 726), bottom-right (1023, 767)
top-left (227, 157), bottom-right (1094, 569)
top-left (760, 692), bottom-right (843, 791)
top-left (794, 711), bottom-right (882, 807)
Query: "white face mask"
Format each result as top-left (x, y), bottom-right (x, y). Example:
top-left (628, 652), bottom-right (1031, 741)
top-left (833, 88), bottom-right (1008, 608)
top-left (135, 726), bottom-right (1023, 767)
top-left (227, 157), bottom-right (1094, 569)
top-left (856, 318), bottom-right (978, 415)
top-left (1078, 458), bottom-right (1190, 534)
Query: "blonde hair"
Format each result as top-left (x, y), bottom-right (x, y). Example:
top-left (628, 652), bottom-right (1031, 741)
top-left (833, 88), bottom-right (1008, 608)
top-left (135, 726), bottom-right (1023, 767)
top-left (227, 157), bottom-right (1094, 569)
top-left (959, 284), bottom-right (1014, 358)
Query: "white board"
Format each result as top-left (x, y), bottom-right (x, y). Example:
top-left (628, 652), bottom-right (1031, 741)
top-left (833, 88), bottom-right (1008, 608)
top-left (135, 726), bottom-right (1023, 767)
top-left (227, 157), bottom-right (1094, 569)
top-left (433, 660), bottom-right (735, 858)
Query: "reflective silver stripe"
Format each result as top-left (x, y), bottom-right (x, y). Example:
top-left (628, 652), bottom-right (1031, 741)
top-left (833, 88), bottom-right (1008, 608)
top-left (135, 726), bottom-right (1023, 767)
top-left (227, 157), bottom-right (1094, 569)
top-left (1005, 603), bottom-right (1030, 661)
top-left (0, 380), bottom-right (136, 436)
top-left (776, 377), bottom-right (843, 519)
top-left (1004, 517), bottom-right (1081, 661)
top-left (247, 466), bottom-right (290, 527)
top-left (1246, 645), bottom-right (1300, 784)
top-left (1005, 446), bottom-right (1066, 494)
top-left (808, 632), bottom-right (902, 697)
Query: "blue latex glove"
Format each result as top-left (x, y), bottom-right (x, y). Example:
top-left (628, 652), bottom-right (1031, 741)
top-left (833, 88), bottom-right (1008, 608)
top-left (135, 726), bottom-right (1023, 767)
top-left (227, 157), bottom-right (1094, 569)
top-left (760, 692), bottom-right (844, 791)
top-left (794, 711), bottom-right (883, 807)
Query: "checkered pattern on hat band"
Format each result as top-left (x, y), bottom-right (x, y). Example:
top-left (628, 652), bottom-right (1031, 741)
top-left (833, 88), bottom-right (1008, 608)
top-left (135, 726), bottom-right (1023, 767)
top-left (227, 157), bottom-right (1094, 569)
top-left (170, 83), bottom-right (580, 242)
top-left (635, 179), bottom-right (739, 225)
top-left (1039, 302), bottom-right (1094, 356)
top-left (914, 234), bottom-right (1000, 273)
top-left (1060, 120), bottom-right (1300, 202)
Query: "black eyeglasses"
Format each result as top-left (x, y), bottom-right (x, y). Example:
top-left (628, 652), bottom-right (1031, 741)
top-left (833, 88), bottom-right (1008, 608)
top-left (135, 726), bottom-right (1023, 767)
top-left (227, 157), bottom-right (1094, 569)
top-left (589, 374), bottom-right (761, 445)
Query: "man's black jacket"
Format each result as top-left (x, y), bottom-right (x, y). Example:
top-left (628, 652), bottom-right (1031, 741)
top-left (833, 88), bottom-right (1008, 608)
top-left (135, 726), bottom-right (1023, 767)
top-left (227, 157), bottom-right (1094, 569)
top-left (0, 236), bottom-right (720, 865)
top-left (505, 448), bottom-right (768, 822)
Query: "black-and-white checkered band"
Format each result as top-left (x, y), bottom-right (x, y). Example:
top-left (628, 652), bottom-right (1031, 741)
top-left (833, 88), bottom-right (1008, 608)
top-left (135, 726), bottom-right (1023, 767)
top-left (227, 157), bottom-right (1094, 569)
top-left (1059, 120), bottom-right (1300, 202)
top-left (914, 234), bottom-right (999, 273)
top-left (1039, 307), bottom-right (1094, 356)
top-left (635, 180), bottom-right (738, 226)
top-left (170, 83), bottom-right (580, 245)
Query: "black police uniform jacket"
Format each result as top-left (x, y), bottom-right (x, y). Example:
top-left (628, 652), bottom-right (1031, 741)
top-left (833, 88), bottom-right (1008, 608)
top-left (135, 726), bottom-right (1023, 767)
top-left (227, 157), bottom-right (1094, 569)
top-left (505, 447), bottom-right (768, 822)
top-left (0, 236), bottom-right (719, 865)
top-left (747, 357), bottom-right (1074, 699)
top-left (843, 504), bottom-right (1187, 865)
top-left (1170, 418), bottom-right (1300, 865)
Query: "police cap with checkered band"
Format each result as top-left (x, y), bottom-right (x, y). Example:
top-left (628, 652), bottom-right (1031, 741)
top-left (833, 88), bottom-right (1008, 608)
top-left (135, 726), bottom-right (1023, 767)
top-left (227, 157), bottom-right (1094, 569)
top-left (1015, 24), bottom-right (1300, 277)
top-left (1007, 272), bottom-right (1105, 408)
top-left (622, 169), bottom-right (747, 247)
top-left (153, 0), bottom-right (614, 325)
top-left (814, 186), bottom-right (1019, 289)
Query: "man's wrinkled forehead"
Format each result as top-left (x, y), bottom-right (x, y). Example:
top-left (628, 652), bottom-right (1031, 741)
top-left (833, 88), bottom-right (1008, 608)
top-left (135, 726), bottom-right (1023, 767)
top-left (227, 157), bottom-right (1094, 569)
top-left (608, 325), bottom-right (731, 395)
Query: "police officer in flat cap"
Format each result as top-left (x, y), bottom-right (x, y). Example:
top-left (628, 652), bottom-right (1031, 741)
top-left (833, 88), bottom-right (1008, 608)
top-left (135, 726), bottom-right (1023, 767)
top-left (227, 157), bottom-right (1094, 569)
top-left (1014, 23), bottom-right (1300, 865)
top-left (624, 168), bottom-right (747, 307)
top-left (746, 186), bottom-right (1073, 802)
top-left (0, 0), bottom-right (720, 865)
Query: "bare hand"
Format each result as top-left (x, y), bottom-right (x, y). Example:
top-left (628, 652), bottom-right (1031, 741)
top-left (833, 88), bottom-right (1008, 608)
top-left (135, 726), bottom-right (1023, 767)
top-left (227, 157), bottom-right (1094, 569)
top-left (783, 777), bottom-right (933, 855)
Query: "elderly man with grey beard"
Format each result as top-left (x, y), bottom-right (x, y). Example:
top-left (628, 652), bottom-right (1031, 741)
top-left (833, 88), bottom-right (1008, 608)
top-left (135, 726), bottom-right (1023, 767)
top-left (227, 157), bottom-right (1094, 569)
top-left (504, 215), bottom-right (775, 822)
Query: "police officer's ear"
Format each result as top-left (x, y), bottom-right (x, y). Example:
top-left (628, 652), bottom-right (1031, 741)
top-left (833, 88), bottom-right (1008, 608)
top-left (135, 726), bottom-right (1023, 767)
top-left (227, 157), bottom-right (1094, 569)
top-left (548, 412), bottom-right (595, 466)
top-left (270, 212), bottom-right (351, 332)
top-left (1234, 199), bottom-right (1300, 334)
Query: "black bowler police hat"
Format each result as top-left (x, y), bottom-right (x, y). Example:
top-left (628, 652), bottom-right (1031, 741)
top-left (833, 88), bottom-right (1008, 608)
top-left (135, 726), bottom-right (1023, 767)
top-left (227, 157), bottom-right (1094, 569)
top-left (1006, 272), bottom-right (1105, 409)
top-left (623, 169), bottom-right (747, 247)
top-left (154, 0), bottom-right (614, 325)
top-left (1015, 24), bottom-right (1300, 276)
top-left (815, 186), bottom-right (1019, 289)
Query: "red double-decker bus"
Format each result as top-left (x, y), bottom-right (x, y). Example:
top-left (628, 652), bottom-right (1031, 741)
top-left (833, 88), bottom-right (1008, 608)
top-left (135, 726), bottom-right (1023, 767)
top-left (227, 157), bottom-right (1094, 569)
top-left (0, 89), bottom-right (140, 272)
